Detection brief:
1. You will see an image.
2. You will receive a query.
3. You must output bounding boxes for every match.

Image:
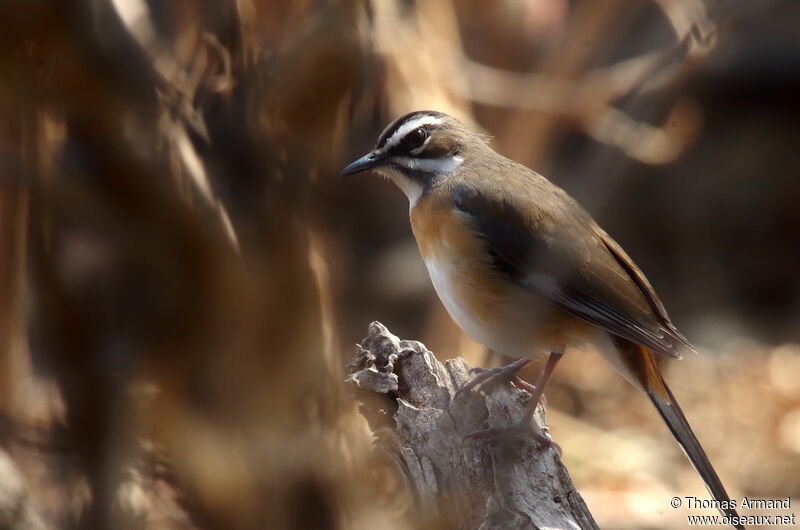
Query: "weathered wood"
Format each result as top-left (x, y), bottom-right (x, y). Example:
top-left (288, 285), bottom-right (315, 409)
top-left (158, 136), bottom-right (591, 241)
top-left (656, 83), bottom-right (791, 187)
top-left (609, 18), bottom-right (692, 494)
top-left (347, 321), bottom-right (598, 530)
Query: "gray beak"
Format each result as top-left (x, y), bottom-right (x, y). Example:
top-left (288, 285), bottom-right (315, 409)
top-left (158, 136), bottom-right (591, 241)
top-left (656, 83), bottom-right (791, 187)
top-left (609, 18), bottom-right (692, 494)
top-left (340, 151), bottom-right (385, 177)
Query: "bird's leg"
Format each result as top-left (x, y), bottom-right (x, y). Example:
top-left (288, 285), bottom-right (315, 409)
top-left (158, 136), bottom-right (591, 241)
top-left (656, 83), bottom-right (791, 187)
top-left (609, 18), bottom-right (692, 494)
top-left (454, 357), bottom-right (532, 400)
top-left (464, 349), bottom-right (565, 455)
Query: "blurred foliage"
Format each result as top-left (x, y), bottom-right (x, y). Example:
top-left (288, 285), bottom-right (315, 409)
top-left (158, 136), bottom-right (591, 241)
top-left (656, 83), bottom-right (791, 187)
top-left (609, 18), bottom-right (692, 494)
top-left (0, 0), bottom-right (798, 529)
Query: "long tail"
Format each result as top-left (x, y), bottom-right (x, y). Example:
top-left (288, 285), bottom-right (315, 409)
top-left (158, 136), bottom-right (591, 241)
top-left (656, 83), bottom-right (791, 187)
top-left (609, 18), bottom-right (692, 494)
top-left (642, 350), bottom-right (744, 530)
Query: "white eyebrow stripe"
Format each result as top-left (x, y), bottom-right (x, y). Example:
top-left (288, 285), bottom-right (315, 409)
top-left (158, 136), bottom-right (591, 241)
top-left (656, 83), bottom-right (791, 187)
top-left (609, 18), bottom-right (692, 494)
top-left (383, 116), bottom-right (442, 150)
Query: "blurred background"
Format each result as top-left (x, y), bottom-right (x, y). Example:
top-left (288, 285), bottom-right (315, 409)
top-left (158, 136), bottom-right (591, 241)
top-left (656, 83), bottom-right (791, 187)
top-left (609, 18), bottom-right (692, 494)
top-left (1, 0), bottom-right (799, 528)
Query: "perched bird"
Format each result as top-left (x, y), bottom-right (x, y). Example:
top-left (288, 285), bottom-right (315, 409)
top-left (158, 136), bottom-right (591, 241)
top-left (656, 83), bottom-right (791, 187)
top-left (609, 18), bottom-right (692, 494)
top-left (342, 110), bottom-right (743, 528)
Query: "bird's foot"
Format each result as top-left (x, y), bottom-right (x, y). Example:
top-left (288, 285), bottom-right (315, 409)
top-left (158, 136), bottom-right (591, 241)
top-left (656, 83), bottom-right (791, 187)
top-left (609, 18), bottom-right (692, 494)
top-left (458, 351), bottom-right (565, 456)
top-left (465, 420), bottom-right (562, 456)
top-left (454, 358), bottom-right (533, 400)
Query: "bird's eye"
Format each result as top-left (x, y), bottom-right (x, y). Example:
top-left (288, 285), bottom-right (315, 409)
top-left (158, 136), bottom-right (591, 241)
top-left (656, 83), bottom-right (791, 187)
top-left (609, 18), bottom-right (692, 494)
top-left (408, 127), bottom-right (429, 149)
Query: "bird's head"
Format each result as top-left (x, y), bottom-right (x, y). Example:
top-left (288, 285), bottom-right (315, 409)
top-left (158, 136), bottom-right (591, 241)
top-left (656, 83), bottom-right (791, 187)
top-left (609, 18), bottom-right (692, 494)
top-left (341, 111), bottom-right (483, 206)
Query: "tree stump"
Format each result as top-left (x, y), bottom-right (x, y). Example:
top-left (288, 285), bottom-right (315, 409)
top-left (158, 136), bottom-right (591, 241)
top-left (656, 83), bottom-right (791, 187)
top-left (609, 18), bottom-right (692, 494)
top-left (347, 321), bottom-right (598, 530)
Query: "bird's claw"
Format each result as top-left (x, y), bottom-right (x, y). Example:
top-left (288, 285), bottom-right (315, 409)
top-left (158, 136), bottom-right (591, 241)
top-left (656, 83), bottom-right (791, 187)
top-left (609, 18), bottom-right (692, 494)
top-left (454, 358), bottom-right (532, 400)
top-left (464, 421), bottom-right (562, 456)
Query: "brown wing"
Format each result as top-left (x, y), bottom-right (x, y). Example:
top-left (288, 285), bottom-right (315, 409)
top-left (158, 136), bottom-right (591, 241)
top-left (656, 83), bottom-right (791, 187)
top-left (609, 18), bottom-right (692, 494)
top-left (594, 226), bottom-right (693, 348)
top-left (452, 173), bottom-right (694, 359)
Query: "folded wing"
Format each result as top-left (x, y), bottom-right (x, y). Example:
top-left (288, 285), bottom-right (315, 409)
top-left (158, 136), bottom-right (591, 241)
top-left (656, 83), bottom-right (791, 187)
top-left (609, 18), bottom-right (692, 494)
top-left (453, 181), bottom-right (694, 359)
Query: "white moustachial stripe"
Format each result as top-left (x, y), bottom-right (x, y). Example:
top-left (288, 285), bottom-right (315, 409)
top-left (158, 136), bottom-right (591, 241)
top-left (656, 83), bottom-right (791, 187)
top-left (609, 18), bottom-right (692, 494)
top-left (393, 155), bottom-right (463, 175)
top-left (377, 155), bottom-right (463, 210)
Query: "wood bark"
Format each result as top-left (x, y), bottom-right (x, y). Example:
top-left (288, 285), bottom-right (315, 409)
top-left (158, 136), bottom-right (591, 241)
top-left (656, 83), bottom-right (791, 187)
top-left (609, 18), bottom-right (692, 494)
top-left (347, 321), bottom-right (598, 530)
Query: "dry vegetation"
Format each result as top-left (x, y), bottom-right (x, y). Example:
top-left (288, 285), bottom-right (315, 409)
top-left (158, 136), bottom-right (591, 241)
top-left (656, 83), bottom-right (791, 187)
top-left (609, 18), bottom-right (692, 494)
top-left (0, 0), bottom-right (798, 529)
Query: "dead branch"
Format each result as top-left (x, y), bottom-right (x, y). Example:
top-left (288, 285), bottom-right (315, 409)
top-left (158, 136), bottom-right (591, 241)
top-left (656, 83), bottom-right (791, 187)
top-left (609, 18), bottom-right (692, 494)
top-left (347, 322), bottom-right (598, 530)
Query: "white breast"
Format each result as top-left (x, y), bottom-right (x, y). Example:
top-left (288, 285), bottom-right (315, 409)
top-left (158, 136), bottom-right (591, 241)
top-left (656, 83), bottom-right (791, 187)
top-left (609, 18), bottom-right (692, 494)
top-left (423, 257), bottom-right (501, 352)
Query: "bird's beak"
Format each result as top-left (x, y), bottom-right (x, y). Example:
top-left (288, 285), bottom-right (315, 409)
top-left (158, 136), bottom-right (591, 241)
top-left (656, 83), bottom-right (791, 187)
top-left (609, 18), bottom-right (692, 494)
top-left (340, 151), bottom-right (385, 177)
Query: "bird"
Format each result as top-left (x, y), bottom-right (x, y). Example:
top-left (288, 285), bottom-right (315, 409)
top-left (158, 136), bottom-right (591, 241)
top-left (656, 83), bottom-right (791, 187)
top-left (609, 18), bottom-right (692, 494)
top-left (341, 110), bottom-right (742, 529)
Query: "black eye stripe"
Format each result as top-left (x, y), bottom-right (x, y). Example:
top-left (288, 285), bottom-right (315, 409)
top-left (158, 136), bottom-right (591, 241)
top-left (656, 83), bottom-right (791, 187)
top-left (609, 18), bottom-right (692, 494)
top-left (388, 127), bottom-right (429, 156)
top-left (401, 127), bottom-right (428, 150)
